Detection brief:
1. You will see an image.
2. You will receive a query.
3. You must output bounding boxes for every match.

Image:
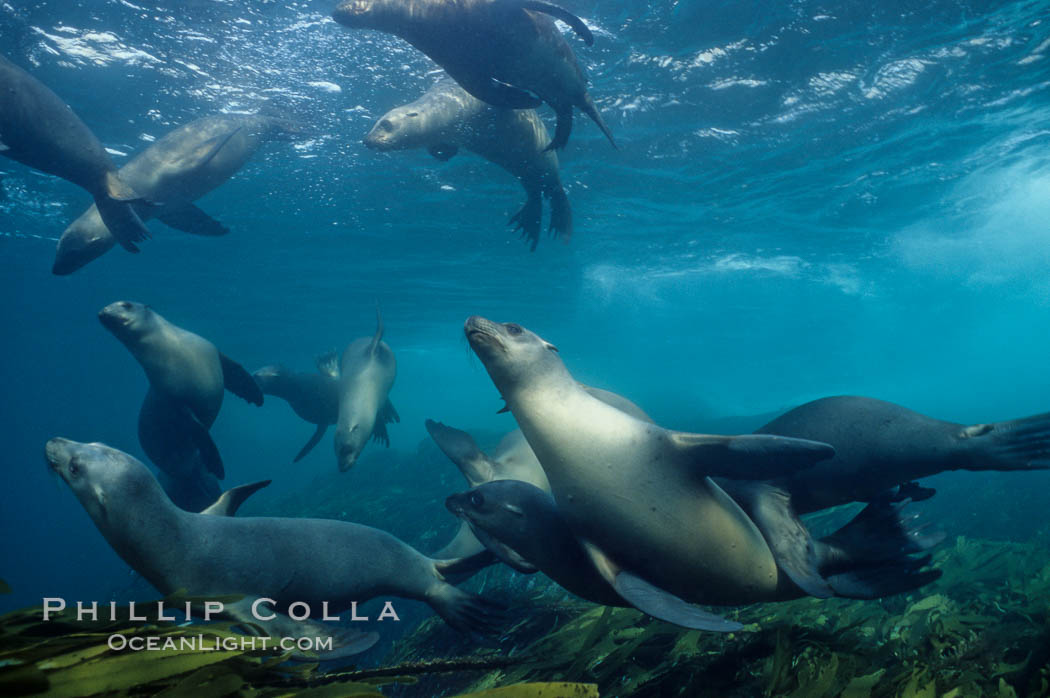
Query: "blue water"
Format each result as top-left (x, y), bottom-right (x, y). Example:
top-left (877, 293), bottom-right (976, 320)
top-left (2, 0), bottom-right (1050, 629)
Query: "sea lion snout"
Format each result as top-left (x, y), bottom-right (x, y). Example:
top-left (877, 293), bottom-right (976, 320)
top-left (464, 316), bottom-right (503, 349)
top-left (98, 300), bottom-right (140, 332)
top-left (45, 437), bottom-right (75, 471)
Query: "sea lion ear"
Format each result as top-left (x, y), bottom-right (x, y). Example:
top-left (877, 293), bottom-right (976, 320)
top-left (502, 503), bottom-right (525, 517)
top-left (544, 342), bottom-right (558, 353)
top-left (93, 486), bottom-right (107, 514)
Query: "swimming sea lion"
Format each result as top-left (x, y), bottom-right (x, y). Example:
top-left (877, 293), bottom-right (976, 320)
top-left (426, 384), bottom-right (651, 560)
top-left (464, 317), bottom-right (938, 627)
top-left (45, 438), bottom-right (503, 646)
top-left (330, 312), bottom-right (399, 472)
top-left (365, 76), bottom-right (571, 249)
top-left (99, 301), bottom-right (264, 479)
top-left (448, 479), bottom-right (941, 626)
top-left (53, 113), bottom-right (304, 275)
top-left (0, 53), bottom-right (150, 252)
top-left (754, 396), bottom-right (1050, 514)
top-left (332, 0), bottom-right (615, 150)
top-left (253, 362), bottom-right (339, 462)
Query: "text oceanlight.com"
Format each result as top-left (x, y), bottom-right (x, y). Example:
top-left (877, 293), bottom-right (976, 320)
top-left (107, 634), bottom-right (334, 653)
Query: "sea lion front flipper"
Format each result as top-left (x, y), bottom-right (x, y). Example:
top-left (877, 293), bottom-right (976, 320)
top-left (96, 174), bottom-right (151, 251)
top-left (667, 431), bottom-right (835, 479)
top-left (199, 479), bottom-right (272, 516)
top-left (580, 541), bottom-right (744, 631)
top-left (467, 522), bottom-right (538, 573)
top-left (155, 203), bottom-right (229, 236)
top-left (219, 353), bottom-right (265, 406)
top-left (716, 480), bottom-right (834, 599)
top-left (517, 0), bottom-right (594, 45)
top-left (171, 128), bottom-right (241, 172)
top-left (225, 598), bottom-right (379, 660)
top-left (380, 398), bottom-right (399, 424)
top-left (428, 144), bottom-right (459, 161)
top-left (433, 549), bottom-right (500, 580)
top-left (185, 409), bottom-right (224, 479)
top-left (293, 423), bottom-right (328, 462)
top-left (545, 106), bottom-right (574, 151)
top-left (425, 419), bottom-right (497, 486)
top-left (371, 416), bottom-right (392, 447)
top-left (454, 72), bottom-right (543, 109)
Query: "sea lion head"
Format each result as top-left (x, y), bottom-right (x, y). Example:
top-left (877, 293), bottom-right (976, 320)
top-left (53, 214), bottom-right (118, 275)
top-left (45, 438), bottom-right (147, 524)
top-left (98, 301), bottom-right (154, 343)
top-left (464, 316), bottom-right (563, 393)
top-left (446, 480), bottom-right (546, 573)
top-left (364, 105), bottom-right (428, 151)
top-left (332, 0), bottom-right (396, 31)
top-left (334, 415), bottom-right (372, 472)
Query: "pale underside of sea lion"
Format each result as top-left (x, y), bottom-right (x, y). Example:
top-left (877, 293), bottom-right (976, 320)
top-left (366, 75), bottom-right (571, 249)
top-left (463, 317), bottom-right (940, 628)
top-left (253, 363), bottom-right (340, 462)
top-left (45, 438), bottom-right (502, 655)
top-left (53, 113), bottom-right (304, 274)
top-left (333, 0), bottom-right (615, 150)
top-left (98, 301), bottom-right (264, 479)
top-left (0, 53), bottom-right (150, 252)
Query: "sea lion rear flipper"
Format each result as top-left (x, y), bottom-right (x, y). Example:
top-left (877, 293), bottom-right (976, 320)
top-left (517, 0), bottom-right (594, 45)
top-left (546, 184), bottom-right (573, 241)
top-left (294, 424), bottom-right (328, 462)
top-left (580, 540), bottom-right (743, 631)
top-left (893, 480), bottom-right (936, 503)
top-left (716, 480), bottom-right (834, 599)
top-left (580, 93), bottom-right (618, 149)
top-left (425, 419), bottom-right (496, 486)
top-left (509, 189), bottom-right (542, 251)
top-left (316, 351), bottom-right (340, 378)
top-left (455, 72), bottom-right (543, 109)
top-left (199, 479), bottom-right (272, 515)
top-left (155, 203), bottom-right (229, 236)
top-left (667, 431), bottom-right (835, 479)
top-left (428, 144), bottom-right (459, 161)
top-left (425, 583), bottom-right (506, 635)
top-left (96, 175), bottom-right (151, 251)
top-left (962, 411), bottom-right (1050, 470)
top-left (185, 410), bottom-right (224, 480)
top-left (219, 353), bottom-right (265, 405)
top-left (225, 598), bottom-right (379, 660)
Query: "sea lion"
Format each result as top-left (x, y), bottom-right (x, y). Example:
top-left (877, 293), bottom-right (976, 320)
top-left (448, 479), bottom-right (941, 627)
top-left (45, 438), bottom-right (502, 649)
top-left (99, 301), bottom-right (264, 479)
top-left (332, 0), bottom-right (615, 150)
top-left (330, 312), bottom-right (399, 472)
top-left (365, 76), bottom-right (571, 249)
top-left (53, 113), bottom-right (304, 275)
top-left (464, 317), bottom-right (938, 626)
top-left (0, 53), bottom-right (150, 251)
top-left (426, 384), bottom-right (652, 560)
top-left (754, 396), bottom-right (1050, 514)
top-left (253, 362), bottom-right (339, 462)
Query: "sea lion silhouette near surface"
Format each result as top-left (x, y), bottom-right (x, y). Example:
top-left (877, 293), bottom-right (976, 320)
top-left (0, 53), bottom-right (150, 252)
top-left (333, 0), bottom-right (615, 150)
top-left (366, 76), bottom-right (571, 249)
top-left (53, 113), bottom-right (304, 274)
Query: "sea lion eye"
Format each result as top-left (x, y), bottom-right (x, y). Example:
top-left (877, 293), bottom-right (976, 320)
top-left (68, 459), bottom-right (81, 478)
top-left (120, 302), bottom-right (132, 310)
top-left (379, 119), bottom-right (393, 132)
top-left (505, 324), bottom-right (523, 336)
top-left (469, 491), bottom-right (485, 508)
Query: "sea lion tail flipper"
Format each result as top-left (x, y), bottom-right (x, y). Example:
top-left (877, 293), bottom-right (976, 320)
top-left (716, 481), bottom-right (834, 598)
top-left (186, 412), bottom-right (225, 480)
top-left (316, 351), bottom-right (340, 378)
top-left (817, 497), bottom-right (945, 599)
top-left (425, 419), bottom-right (496, 486)
top-left (579, 94), bottom-right (618, 149)
top-left (961, 411), bottom-right (1050, 470)
top-left (294, 424), bottom-right (328, 462)
top-left (199, 479), bottom-right (272, 516)
top-left (667, 432), bottom-right (835, 479)
top-left (219, 353), bottom-right (265, 406)
top-left (517, 1), bottom-right (594, 45)
top-left (545, 107), bottom-right (574, 151)
top-left (426, 583), bottom-right (506, 635)
top-left (225, 598), bottom-right (379, 660)
top-left (155, 203), bottom-right (229, 236)
top-left (546, 183), bottom-right (573, 242)
top-left (509, 189), bottom-right (543, 251)
top-left (580, 540), bottom-right (744, 631)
